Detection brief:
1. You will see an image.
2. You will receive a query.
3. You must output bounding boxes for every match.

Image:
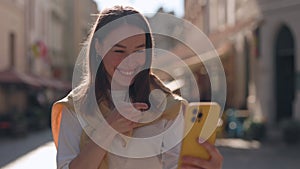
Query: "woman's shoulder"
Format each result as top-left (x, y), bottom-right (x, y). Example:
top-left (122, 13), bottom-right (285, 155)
top-left (51, 91), bottom-right (78, 120)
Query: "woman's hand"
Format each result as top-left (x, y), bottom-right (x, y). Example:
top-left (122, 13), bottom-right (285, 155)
top-left (106, 102), bottom-right (148, 134)
top-left (181, 139), bottom-right (223, 169)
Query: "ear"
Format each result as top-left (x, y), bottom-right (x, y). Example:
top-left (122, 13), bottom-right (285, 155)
top-left (94, 38), bottom-right (103, 58)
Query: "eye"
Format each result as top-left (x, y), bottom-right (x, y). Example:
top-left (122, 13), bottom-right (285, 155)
top-left (135, 49), bottom-right (145, 53)
top-left (114, 50), bottom-right (125, 53)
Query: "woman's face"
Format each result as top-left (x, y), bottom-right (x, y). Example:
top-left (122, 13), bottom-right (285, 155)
top-left (95, 24), bottom-right (147, 89)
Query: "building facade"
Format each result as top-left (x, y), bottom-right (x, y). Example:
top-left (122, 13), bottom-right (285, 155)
top-left (0, 0), bottom-right (26, 72)
top-left (0, 0), bottom-right (27, 116)
top-left (24, 0), bottom-right (66, 77)
top-left (63, 0), bottom-right (98, 81)
top-left (0, 0), bottom-right (98, 134)
top-left (24, 0), bottom-right (98, 80)
top-left (184, 0), bottom-right (300, 126)
top-left (254, 0), bottom-right (300, 124)
top-left (183, 0), bottom-right (260, 108)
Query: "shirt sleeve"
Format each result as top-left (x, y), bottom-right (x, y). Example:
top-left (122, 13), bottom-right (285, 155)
top-left (57, 106), bottom-right (82, 169)
top-left (161, 108), bottom-right (184, 169)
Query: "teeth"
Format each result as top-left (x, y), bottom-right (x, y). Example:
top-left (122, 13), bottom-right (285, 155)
top-left (118, 69), bottom-right (135, 76)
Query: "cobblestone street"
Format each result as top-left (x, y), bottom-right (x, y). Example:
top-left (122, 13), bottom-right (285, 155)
top-left (1, 129), bottom-right (299, 169)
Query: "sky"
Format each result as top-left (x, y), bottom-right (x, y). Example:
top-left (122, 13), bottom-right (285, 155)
top-left (94, 0), bottom-right (184, 17)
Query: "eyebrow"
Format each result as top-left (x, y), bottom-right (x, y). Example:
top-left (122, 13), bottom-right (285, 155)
top-left (113, 43), bottom-right (146, 49)
top-left (135, 44), bottom-right (146, 48)
top-left (114, 44), bottom-right (126, 48)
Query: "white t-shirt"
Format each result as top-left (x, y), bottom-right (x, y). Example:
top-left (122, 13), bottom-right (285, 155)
top-left (56, 92), bottom-right (184, 169)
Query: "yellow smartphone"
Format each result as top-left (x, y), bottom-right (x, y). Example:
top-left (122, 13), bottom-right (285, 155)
top-left (177, 102), bottom-right (221, 168)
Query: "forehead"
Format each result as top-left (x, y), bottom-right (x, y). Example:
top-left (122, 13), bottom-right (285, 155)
top-left (102, 24), bottom-right (146, 47)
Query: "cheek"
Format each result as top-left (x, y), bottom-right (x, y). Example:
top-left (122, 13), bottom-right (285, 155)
top-left (103, 53), bottom-right (122, 68)
top-left (102, 58), bottom-right (120, 77)
top-left (136, 54), bottom-right (147, 66)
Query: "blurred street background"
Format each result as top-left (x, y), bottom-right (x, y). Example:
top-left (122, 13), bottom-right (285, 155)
top-left (1, 0), bottom-right (300, 168)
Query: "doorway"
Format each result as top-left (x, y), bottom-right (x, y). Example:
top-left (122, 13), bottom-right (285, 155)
top-left (275, 25), bottom-right (295, 122)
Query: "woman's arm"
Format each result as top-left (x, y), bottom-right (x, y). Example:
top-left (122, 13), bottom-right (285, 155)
top-left (68, 140), bottom-right (109, 169)
top-left (57, 107), bottom-right (113, 169)
top-left (58, 103), bottom-right (147, 169)
top-left (69, 105), bottom-right (146, 169)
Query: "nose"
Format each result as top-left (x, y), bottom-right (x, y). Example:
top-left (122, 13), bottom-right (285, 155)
top-left (122, 53), bottom-right (142, 68)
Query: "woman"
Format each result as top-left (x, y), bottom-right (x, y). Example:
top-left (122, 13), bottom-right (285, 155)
top-left (51, 6), bottom-right (223, 169)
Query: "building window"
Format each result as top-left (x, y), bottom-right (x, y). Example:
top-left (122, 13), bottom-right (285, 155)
top-left (9, 32), bottom-right (16, 68)
top-left (29, 0), bottom-right (35, 30)
top-left (218, 0), bottom-right (226, 27)
top-left (227, 0), bottom-right (236, 26)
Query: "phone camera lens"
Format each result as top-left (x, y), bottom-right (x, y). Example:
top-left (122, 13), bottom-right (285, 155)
top-left (197, 112), bottom-right (203, 119)
top-left (192, 109), bottom-right (197, 115)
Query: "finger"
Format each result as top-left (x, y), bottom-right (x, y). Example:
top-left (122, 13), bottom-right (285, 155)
top-left (182, 156), bottom-right (210, 168)
top-left (114, 103), bottom-right (146, 122)
top-left (117, 106), bottom-right (142, 116)
top-left (181, 164), bottom-right (205, 169)
top-left (197, 138), bottom-right (219, 158)
top-left (115, 117), bottom-right (128, 124)
top-left (122, 111), bottom-right (143, 122)
top-left (130, 122), bottom-right (141, 128)
top-left (197, 138), bottom-right (224, 168)
top-left (132, 102), bottom-right (148, 110)
top-left (116, 102), bottom-right (147, 115)
top-left (118, 102), bottom-right (147, 110)
top-left (111, 108), bottom-right (122, 116)
top-left (114, 121), bottom-right (134, 131)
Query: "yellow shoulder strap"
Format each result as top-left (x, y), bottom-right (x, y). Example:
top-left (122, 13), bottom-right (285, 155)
top-left (160, 94), bottom-right (187, 120)
top-left (51, 93), bottom-right (74, 148)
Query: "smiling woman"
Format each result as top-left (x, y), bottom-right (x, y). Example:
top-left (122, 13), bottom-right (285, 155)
top-left (51, 5), bottom-right (223, 169)
top-left (95, 26), bottom-right (147, 89)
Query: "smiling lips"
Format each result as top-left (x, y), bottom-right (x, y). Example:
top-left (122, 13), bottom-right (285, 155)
top-left (117, 68), bottom-right (137, 76)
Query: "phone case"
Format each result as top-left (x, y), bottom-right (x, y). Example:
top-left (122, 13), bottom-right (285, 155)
top-left (177, 102), bottom-right (221, 168)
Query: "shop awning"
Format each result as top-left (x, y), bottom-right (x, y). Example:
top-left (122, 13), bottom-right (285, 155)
top-left (0, 69), bottom-right (71, 91)
top-left (37, 76), bottom-right (71, 91)
top-left (0, 69), bottom-right (41, 87)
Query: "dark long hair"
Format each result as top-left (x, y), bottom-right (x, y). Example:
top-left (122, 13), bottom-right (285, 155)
top-left (84, 6), bottom-right (170, 108)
